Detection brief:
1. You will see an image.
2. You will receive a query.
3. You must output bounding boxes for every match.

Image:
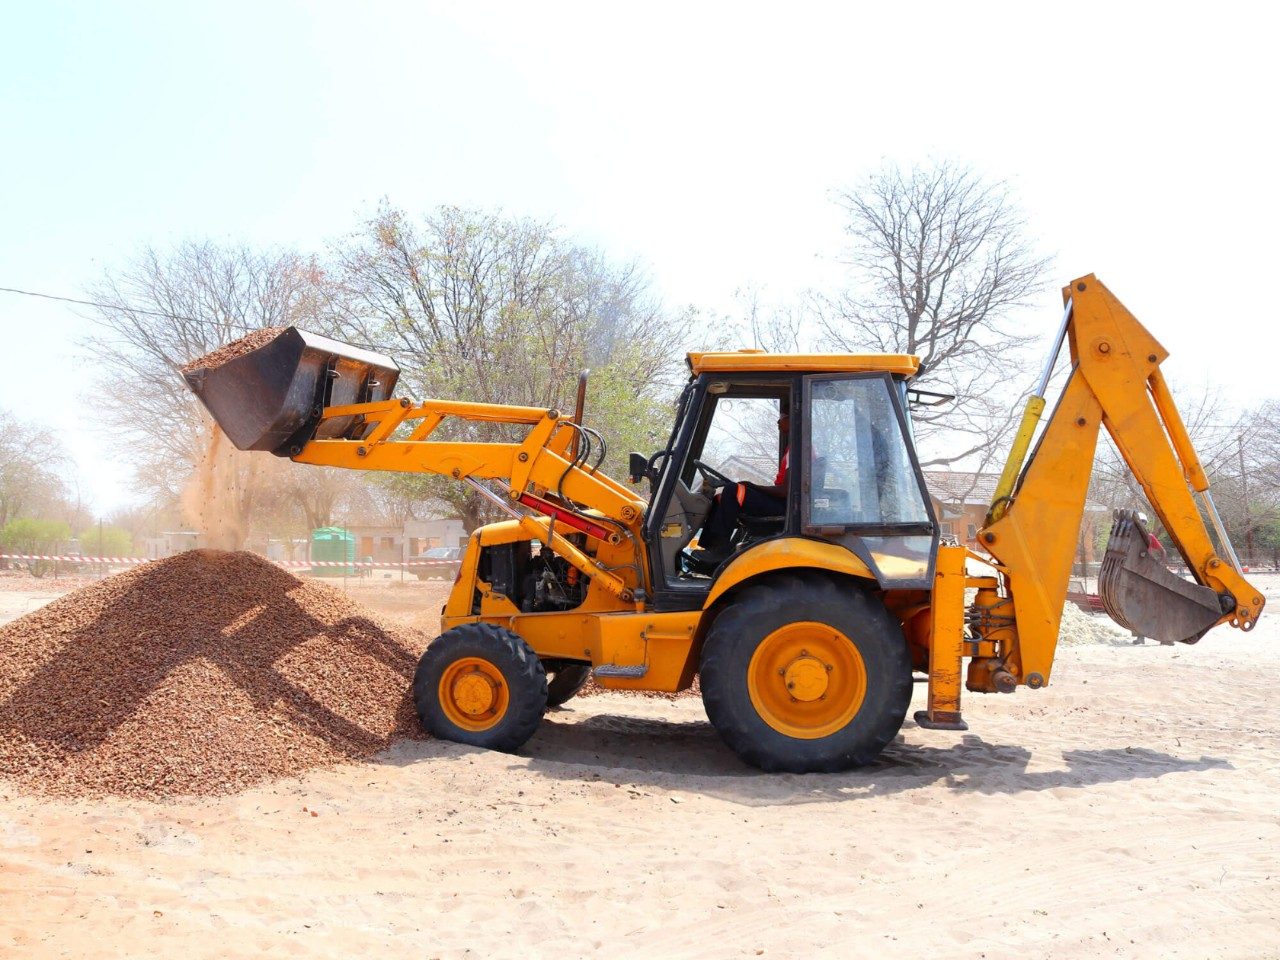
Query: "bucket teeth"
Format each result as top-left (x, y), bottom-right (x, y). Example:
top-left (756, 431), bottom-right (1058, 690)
top-left (1098, 509), bottom-right (1224, 644)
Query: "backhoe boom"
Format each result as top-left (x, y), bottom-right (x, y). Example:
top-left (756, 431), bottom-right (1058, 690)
top-left (938, 276), bottom-right (1263, 709)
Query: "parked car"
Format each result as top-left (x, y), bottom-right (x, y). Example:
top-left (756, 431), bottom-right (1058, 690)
top-left (413, 546), bottom-right (463, 580)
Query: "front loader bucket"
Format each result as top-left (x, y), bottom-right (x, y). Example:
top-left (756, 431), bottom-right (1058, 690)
top-left (1099, 509), bottom-right (1225, 644)
top-left (182, 327), bottom-right (400, 455)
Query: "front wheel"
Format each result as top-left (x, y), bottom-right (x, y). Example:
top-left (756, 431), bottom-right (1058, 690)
top-left (413, 623), bottom-right (548, 752)
top-left (699, 575), bottom-right (912, 772)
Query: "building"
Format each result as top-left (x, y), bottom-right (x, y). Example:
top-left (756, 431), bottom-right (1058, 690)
top-left (922, 471), bottom-right (1000, 547)
top-left (922, 470), bottom-right (1109, 572)
top-left (344, 518), bottom-right (467, 563)
top-left (141, 531), bottom-right (201, 559)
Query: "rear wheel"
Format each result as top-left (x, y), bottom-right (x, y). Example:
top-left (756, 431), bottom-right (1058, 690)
top-left (543, 661), bottom-right (593, 707)
top-left (414, 623), bottom-right (548, 751)
top-left (700, 574), bottom-right (912, 772)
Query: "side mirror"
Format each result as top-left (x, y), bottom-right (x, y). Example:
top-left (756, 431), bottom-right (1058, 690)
top-left (628, 452), bottom-right (648, 485)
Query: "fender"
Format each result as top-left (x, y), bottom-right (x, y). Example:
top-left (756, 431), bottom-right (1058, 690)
top-left (703, 537), bottom-right (875, 610)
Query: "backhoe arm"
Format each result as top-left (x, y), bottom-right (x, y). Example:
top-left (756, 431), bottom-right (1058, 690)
top-left (970, 275), bottom-right (1263, 690)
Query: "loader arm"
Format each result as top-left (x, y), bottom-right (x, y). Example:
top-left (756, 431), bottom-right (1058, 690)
top-left (291, 396), bottom-right (648, 601)
top-left (180, 325), bottom-right (650, 604)
top-left (967, 275), bottom-right (1263, 692)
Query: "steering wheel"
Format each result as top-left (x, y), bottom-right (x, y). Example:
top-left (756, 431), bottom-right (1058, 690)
top-left (692, 459), bottom-right (734, 489)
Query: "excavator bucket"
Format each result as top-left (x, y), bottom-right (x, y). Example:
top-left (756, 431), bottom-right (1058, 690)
top-left (182, 327), bottom-right (400, 455)
top-left (1098, 510), bottom-right (1225, 644)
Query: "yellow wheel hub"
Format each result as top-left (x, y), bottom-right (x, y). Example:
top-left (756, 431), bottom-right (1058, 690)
top-left (783, 655), bottom-right (830, 702)
top-left (747, 621), bottom-right (867, 740)
top-left (439, 657), bottom-right (509, 731)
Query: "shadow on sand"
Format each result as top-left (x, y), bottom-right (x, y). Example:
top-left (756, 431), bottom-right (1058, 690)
top-left (383, 707), bottom-right (1231, 807)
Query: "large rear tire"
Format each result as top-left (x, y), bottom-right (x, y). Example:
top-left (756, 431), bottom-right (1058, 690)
top-left (700, 574), bottom-right (912, 772)
top-left (414, 623), bottom-right (548, 752)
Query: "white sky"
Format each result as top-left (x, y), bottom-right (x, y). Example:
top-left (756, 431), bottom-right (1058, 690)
top-left (1, 1), bottom-right (1277, 514)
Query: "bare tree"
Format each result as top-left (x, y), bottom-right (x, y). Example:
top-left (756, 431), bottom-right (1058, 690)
top-left (817, 161), bottom-right (1051, 467)
top-left (1087, 385), bottom-right (1280, 564)
top-left (80, 242), bottom-right (357, 546)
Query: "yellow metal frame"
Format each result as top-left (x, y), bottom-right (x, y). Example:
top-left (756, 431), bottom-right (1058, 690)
top-left (286, 283), bottom-right (1262, 725)
top-left (294, 397), bottom-right (647, 601)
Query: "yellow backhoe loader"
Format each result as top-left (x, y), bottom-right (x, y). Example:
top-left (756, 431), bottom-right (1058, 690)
top-left (184, 275), bottom-right (1264, 772)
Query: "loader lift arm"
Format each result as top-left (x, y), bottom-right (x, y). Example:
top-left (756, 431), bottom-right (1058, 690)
top-left (920, 274), bottom-right (1264, 726)
top-left (294, 396), bottom-right (648, 602)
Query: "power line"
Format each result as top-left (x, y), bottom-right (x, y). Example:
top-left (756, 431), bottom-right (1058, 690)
top-left (0, 284), bottom-right (207, 323)
top-left (0, 283), bottom-right (403, 356)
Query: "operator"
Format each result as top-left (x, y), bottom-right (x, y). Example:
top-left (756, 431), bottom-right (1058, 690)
top-left (693, 412), bottom-right (790, 565)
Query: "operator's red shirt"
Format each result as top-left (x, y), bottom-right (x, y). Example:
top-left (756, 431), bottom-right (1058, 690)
top-left (775, 449), bottom-right (789, 487)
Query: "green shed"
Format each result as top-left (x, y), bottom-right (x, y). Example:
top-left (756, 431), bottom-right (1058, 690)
top-left (310, 527), bottom-right (356, 576)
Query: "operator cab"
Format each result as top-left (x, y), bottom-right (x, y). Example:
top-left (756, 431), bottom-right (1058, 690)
top-left (633, 351), bottom-right (939, 610)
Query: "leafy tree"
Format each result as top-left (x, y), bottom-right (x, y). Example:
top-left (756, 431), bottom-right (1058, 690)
top-left (0, 410), bottom-right (74, 528)
top-left (78, 524), bottom-right (135, 558)
top-left (326, 205), bottom-right (692, 529)
top-left (1, 517), bottom-right (72, 550)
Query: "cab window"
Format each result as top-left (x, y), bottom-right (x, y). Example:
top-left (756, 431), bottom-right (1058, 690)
top-left (805, 376), bottom-right (930, 527)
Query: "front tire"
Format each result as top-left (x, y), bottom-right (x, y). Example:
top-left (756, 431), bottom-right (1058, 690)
top-left (414, 623), bottom-right (548, 752)
top-left (700, 574), bottom-right (912, 772)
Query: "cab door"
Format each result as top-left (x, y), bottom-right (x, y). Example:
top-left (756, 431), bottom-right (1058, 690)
top-left (801, 373), bottom-right (938, 589)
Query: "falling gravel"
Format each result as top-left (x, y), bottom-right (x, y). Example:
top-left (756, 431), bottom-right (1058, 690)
top-left (180, 327), bottom-right (287, 373)
top-left (0, 550), bottom-right (428, 800)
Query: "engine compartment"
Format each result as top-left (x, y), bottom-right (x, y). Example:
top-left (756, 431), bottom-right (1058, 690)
top-left (472, 536), bottom-right (591, 614)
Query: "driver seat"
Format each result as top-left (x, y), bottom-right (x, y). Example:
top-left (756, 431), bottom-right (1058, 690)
top-left (736, 514), bottom-right (786, 540)
top-left (679, 511), bottom-right (786, 577)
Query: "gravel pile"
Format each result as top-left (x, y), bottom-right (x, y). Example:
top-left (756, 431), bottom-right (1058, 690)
top-left (181, 327), bottom-right (287, 372)
top-left (1058, 601), bottom-right (1132, 646)
top-left (0, 550), bottom-right (427, 800)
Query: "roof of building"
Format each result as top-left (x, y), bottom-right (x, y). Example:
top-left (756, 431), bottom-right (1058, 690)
top-left (923, 469), bottom-right (1108, 513)
top-left (922, 470), bottom-right (1001, 506)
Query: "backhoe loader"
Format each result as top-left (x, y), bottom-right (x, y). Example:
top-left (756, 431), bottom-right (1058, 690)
top-left (183, 274), bottom-right (1264, 772)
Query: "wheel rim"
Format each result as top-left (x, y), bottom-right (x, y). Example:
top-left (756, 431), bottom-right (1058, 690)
top-left (438, 657), bottom-right (509, 731)
top-left (746, 621), bottom-right (867, 740)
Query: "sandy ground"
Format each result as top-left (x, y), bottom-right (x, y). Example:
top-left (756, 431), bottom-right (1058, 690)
top-left (1, 573), bottom-right (1277, 959)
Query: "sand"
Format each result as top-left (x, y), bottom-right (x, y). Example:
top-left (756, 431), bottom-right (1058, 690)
top-left (0, 578), bottom-right (1276, 958)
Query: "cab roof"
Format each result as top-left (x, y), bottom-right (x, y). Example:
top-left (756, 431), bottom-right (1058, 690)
top-left (686, 350), bottom-right (920, 377)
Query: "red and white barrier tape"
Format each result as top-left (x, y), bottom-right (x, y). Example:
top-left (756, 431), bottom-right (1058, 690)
top-left (0, 553), bottom-right (458, 570)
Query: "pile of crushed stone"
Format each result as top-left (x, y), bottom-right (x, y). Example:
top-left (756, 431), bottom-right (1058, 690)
top-left (180, 327), bottom-right (286, 372)
top-left (1058, 601), bottom-right (1133, 646)
top-left (0, 551), bottom-right (427, 800)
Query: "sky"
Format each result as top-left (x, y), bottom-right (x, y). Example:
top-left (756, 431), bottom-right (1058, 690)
top-left (1, 1), bottom-right (1277, 515)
